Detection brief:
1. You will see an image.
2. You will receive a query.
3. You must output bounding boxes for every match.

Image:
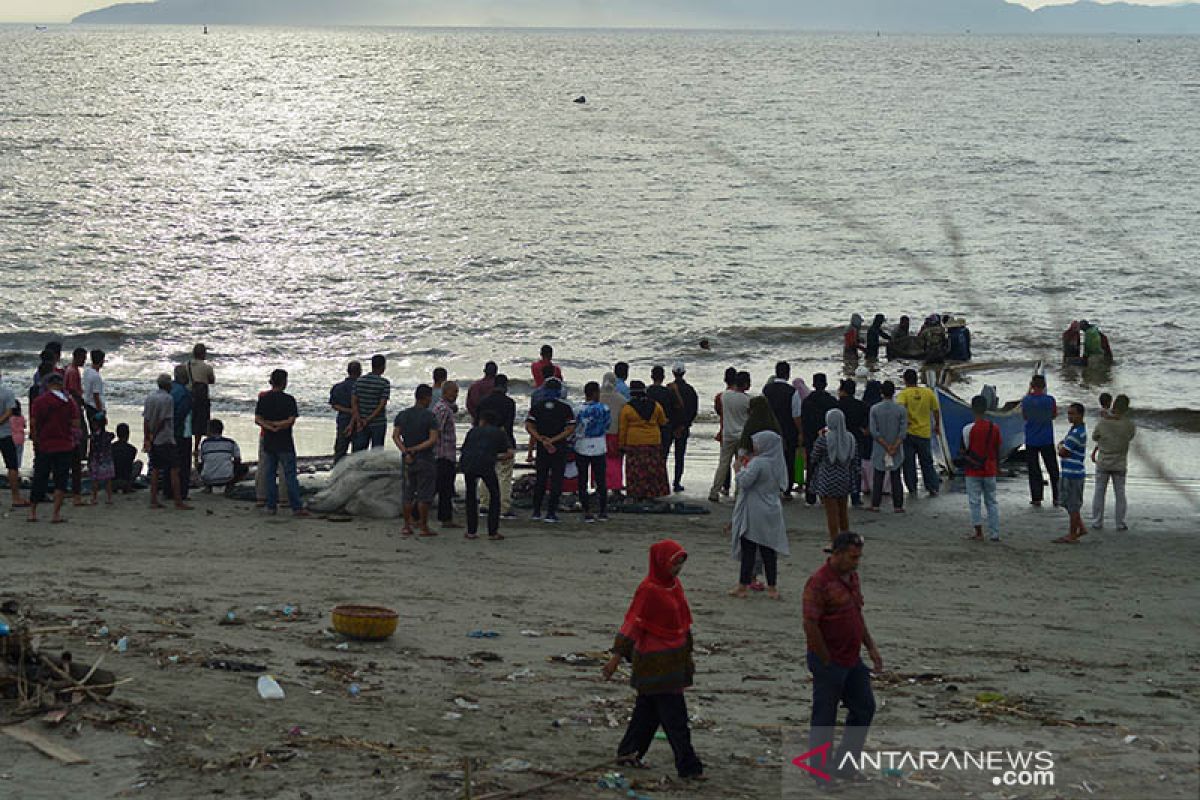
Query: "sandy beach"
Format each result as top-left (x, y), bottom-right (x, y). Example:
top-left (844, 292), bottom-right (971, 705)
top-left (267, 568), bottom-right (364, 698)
top-left (1, 459), bottom-right (1197, 800)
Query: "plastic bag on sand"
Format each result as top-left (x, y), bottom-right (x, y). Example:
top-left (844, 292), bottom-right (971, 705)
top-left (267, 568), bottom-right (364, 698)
top-left (308, 449), bottom-right (405, 517)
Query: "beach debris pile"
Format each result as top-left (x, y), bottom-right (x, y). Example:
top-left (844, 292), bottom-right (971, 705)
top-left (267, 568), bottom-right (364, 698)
top-left (0, 602), bottom-right (124, 719)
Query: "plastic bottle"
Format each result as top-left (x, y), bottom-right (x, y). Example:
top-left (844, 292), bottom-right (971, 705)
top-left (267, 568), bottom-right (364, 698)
top-left (115, 636), bottom-right (129, 653)
top-left (257, 675), bottom-right (285, 700)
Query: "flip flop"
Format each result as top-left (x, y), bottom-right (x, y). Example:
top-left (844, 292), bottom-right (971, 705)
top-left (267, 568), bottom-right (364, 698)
top-left (1052, 536), bottom-right (1079, 545)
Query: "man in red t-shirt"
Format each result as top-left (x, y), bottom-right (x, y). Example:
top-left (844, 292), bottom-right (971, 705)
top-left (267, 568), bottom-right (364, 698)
top-left (962, 395), bottom-right (1002, 541)
top-left (801, 532), bottom-right (882, 783)
top-left (28, 372), bottom-right (79, 523)
top-left (530, 344), bottom-right (562, 388)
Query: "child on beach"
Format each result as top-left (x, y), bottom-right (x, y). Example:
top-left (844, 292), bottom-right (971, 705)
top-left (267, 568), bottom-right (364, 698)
top-left (1055, 403), bottom-right (1088, 544)
top-left (602, 539), bottom-right (704, 781)
top-left (111, 423), bottom-right (143, 493)
top-left (89, 416), bottom-right (116, 504)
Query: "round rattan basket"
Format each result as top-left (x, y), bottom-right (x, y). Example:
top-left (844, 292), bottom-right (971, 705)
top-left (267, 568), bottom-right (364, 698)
top-left (331, 605), bottom-right (399, 641)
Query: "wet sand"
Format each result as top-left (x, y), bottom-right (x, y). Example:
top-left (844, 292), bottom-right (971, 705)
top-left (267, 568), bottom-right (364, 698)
top-left (1, 463), bottom-right (1197, 800)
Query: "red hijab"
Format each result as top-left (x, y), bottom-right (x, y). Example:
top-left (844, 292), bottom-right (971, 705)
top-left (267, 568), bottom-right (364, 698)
top-left (623, 539), bottom-right (693, 639)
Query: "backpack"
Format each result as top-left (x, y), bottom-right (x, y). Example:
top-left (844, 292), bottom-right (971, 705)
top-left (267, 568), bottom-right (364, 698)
top-left (963, 421), bottom-right (998, 472)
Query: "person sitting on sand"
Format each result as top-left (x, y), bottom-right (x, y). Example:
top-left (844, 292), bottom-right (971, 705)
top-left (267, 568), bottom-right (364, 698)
top-left (729, 430), bottom-right (789, 600)
top-left (1054, 403), bottom-right (1089, 544)
top-left (111, 423), bottom-right (143, 494)
top-left (199, 419), bottom-right (249, 495)
top-left (602, 539), bottom-right (705, 781)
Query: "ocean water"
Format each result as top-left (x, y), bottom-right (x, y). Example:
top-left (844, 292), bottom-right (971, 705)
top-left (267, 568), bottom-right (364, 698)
top-left (1, 26), bottom-right (1198, 473)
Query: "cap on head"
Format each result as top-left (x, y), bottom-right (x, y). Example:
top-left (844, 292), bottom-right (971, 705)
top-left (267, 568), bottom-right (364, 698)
top-left (672, 361), bottom-right (686, 375)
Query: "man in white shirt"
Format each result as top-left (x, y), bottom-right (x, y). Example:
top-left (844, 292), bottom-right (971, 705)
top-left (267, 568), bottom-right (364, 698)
top-left (198, 419), bottom-right (248, 494)
top-left (709, 371), bottom-right (752, 503)
top-left (82, 350), bottom-right (106, 423)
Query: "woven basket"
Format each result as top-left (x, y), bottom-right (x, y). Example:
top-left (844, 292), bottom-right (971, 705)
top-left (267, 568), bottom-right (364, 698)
top-left (331, 605), bottom-right (399, 641)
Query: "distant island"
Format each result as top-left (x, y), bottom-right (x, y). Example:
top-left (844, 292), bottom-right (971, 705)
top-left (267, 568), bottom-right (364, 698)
top-left (73, 0), bottom-right (1200, 35)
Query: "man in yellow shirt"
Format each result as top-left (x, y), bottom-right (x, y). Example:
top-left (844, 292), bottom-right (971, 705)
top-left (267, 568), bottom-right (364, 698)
top-left (896, 369), bottom-right (942, 497)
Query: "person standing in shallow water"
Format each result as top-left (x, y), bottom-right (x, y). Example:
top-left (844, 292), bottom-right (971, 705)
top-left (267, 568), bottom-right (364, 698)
top-left (864, 314), bottom-right (890, 361)
top-left (602, 540), bottom-right (705, 781)
top-left (665, 362), bottom-right (697, 493)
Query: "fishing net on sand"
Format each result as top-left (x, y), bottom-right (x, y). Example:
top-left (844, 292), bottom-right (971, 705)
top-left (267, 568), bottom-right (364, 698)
top-left (307, 449), bottom-right (405, 519)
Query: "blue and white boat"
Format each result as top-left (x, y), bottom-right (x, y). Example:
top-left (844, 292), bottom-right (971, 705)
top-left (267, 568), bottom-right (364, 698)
top-left (928, 363), bottom-right (1040, 477)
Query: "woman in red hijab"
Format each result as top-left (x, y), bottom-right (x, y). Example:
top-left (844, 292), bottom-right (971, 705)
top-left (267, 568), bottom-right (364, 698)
top-left (602, 539), bottom-right (704, 780)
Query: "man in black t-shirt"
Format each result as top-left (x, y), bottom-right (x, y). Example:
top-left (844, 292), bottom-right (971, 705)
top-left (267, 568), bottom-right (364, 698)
top-left (477, 374), bottom-right (518, 518)
top-left (254, 369), bottom-right (309, 517)
top-left (460, 411), bottom-right (514, 539)
top-left (393, 384), bottom-right (439, 537)
top-left (523, 378), bottom-right (575, 523)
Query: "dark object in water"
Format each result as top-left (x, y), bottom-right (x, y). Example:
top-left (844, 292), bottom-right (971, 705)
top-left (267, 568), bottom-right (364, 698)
top-left (573, 96), bottom-right (586, 104)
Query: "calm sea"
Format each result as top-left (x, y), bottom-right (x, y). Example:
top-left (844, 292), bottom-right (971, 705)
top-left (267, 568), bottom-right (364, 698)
top-left (2, 25), bottom-right (1198, 478)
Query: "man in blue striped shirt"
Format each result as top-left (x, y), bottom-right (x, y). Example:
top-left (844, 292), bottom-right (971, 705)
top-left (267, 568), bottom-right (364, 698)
top-left (1054, 403), bottom-right (1088, 544)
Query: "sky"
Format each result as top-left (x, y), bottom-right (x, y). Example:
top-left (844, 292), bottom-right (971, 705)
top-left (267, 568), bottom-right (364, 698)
top-left (0, 0), bottom-right (1189, 24)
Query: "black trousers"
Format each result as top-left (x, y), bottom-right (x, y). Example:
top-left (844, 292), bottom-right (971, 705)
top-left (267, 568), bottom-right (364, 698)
top-left (173, 438), bottom-right (192, 500)
top-left (32, 450), bottom-right (71, 503)
top-left (617, 693), bottom-right (704, 778)
top-left (532, 447), bottom-right (567, 516)
top-left (1026, 444), bottom-right (1060, 504)
top-left (871, 469), bottom-right (904, 510)
top-left (739, 538), bottom-right (778, 586)
top-left (464, 470), bottom-right (500, 536)
top-left (576, 453), bottom-right (607, 516)
top-left (435, 458), bottom-right (456, 522)
top-left (780, 436), bottom-right (797, 492)
top-left (662, 430), bottom-right (689, 487)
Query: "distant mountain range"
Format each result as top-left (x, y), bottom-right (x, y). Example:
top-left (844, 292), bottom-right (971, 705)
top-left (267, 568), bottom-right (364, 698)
top-left (73, 0), bottom-right (1200, 34)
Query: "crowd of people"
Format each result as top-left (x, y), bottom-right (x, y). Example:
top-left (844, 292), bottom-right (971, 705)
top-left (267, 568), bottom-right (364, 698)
top-left (0, 335), bottom-right (1144, 789)
top-left (2, 339), bottom-right (1137, 549)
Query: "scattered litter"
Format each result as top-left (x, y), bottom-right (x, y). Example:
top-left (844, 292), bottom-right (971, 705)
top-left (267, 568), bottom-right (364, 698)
top-left (454, 697), bottom-right (480, 711)
top-left (468, 651), bottom-right (503, 662)
top-left (507, 667), bottom-right (534, 681)
top-left (498, 758), bottom-right (532, 772)
top-left (467, 630), bottom-right (500, 639)
top-left (654, 731), bottom-right (667, 741)
top-left (442, 712), bottom-right (462, 721)
top-left (204, 659), bottom-right (266, 673)
top-left (114, 636), bottom-right (129, 653)
top-left (974, 691), bottom-right (1005, 704)
top-left (256, 675), bottom-right (285, 700)
top-left (1123, 735), bottom-right (1138, 745)
top-left (348, 683), bottom-right (361, 698)
top-left (288, 726), bottom-right (304, 736)
top-left (335, 643), bottom-right (350, 651)
top-left (549, 652), bottom-right (606, 667)
top-left (97, 625), bottom-right (109, 637)
top-left (520, 629), bottom-right (542, 637)
top-left (882, 767), bottom-right (904, 778)
top-left (219, 612), bottom-right (243, 627)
